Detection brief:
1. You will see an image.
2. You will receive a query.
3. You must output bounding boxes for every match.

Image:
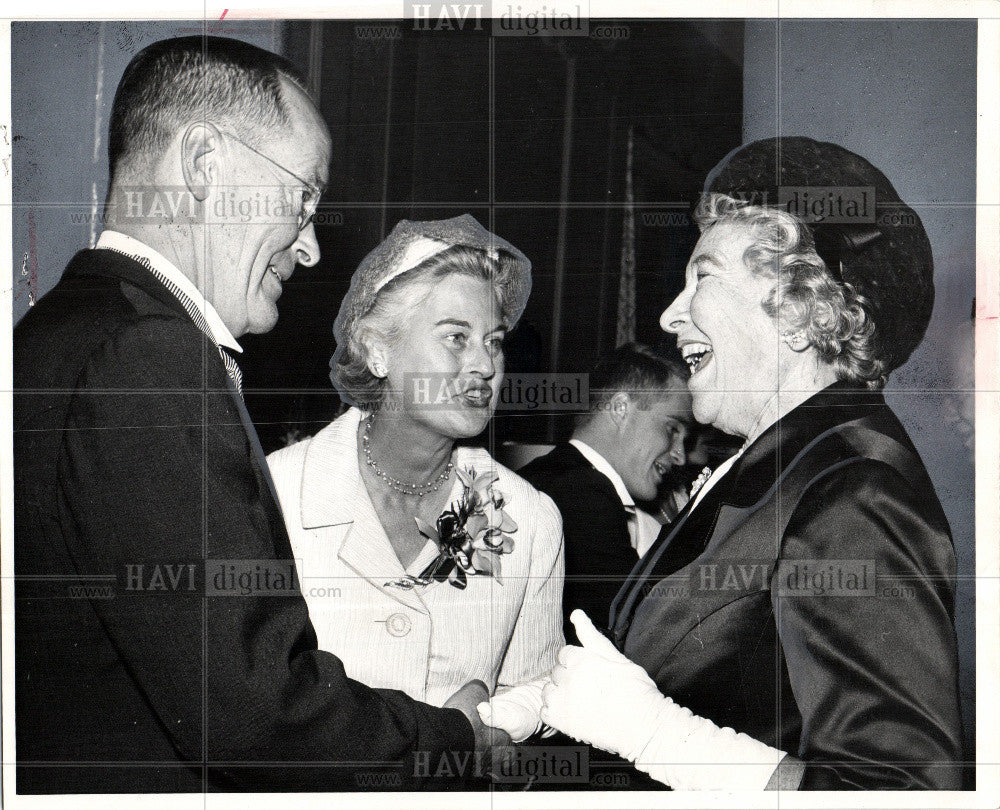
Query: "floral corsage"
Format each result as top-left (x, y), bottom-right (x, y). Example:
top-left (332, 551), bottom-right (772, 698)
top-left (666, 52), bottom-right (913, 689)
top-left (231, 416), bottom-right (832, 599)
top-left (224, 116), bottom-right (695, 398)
top-left (386, 467), bottom-right (517, 590)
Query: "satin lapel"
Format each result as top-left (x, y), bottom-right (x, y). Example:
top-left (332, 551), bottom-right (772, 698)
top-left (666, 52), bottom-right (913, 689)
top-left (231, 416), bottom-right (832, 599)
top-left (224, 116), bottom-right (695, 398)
top-left (609, 390), bottom-right (873, 645)
top-left (609, 464), bottom-right (736, 645)
top-left (609, 495), bottom-right (698, 641)
top-left (644, 481), bottom-right (731, 581)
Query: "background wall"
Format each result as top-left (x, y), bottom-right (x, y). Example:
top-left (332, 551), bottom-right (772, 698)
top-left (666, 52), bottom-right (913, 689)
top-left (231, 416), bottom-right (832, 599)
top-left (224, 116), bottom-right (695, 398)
top-left (744, 18), bottom-right (977, 768)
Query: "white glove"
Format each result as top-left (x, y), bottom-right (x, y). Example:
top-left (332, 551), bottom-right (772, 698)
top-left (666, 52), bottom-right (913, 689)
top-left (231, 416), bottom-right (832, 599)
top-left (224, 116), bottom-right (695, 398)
top-left (541, 609), bottom-right (787, 790)
top-left (477, 676), bottom-right (549, 743)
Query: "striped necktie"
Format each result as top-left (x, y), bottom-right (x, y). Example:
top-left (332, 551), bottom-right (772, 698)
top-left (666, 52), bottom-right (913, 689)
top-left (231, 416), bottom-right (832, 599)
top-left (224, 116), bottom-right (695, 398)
top-left (102, 248), bottom-right (244, 397)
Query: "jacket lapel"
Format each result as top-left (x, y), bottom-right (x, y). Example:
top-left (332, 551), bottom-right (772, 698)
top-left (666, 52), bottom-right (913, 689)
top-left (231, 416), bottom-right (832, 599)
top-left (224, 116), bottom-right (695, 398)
top-left (609, 470), bottom-right (732, 645)
top-left (721, 382), bottom-right (886, 509)
top-left (299, 410), bottom-right (429, 615)
top-left (71, 248), bottom-right (294, 555)
top-left (610, 382), bottom-right (889, 645)
top-left (67, 249), bottom-right (193, 318)
top-left (561, 444), bottom-right (631, 514)
top-left (644, 473), bottom-right (734, 576)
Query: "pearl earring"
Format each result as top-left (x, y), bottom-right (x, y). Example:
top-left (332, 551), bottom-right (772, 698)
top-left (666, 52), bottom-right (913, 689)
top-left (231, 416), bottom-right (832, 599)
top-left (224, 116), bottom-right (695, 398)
top-left (373, 363), bottom-right (387, 377)
top-left (781, 331), bottom-right (808, 350)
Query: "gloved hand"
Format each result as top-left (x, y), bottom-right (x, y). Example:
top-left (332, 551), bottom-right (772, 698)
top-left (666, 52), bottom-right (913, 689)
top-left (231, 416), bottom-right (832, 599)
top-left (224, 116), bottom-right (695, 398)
top-left (540, 609), bottom-right (788, 790)
top-left (476, 676), bottom-right (548, 743)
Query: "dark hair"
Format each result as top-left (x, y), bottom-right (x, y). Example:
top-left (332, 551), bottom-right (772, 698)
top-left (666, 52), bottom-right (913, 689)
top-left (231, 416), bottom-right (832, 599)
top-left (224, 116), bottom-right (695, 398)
top-left (108, 36), bottom-right (308, 186)
top-left (577, 342), bottom-right (688, 428)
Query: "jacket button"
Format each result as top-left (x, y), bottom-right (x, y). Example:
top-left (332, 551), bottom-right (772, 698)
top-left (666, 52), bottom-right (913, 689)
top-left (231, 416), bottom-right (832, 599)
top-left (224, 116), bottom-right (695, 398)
top-left (386, 612), bottom-right (411, 637)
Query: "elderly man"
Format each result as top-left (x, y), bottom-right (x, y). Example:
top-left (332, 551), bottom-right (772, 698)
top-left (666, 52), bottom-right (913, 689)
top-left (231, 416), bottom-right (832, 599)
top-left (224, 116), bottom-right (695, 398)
top-left (14, 36), bottom-right (494, 794)
top-left (520, 343), bottom-right (692, 639)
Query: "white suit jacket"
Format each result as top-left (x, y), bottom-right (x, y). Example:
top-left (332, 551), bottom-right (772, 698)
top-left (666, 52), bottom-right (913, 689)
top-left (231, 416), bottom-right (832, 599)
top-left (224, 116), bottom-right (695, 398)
top-left (267, 407), bottom-right (565, 707)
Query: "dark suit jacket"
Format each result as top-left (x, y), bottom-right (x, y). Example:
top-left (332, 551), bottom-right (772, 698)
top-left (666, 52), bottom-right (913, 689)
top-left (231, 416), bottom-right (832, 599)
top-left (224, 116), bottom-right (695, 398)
top-left (14, 249), bottom-right (474, 793)
top-left (520, 443), bottom-right (638, 640)
top-left (610, 383), bottom-right (964, 789)
top-left (519, 443), bottom-right (664, 792)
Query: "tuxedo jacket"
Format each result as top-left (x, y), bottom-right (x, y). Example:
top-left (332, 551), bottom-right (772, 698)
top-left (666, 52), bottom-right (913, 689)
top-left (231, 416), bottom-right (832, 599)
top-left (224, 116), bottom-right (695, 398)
top-left (610, 383), bottom-right (964, 789)
top-left (13, 250), bottom-right (473, 793)
top-left (520, 443), bottom-right (638, 641)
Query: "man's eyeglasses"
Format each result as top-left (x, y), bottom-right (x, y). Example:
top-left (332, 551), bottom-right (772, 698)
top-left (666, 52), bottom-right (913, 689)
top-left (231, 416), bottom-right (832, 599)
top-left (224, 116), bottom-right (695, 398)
top-left (223, 131), bottom-right (323, 231)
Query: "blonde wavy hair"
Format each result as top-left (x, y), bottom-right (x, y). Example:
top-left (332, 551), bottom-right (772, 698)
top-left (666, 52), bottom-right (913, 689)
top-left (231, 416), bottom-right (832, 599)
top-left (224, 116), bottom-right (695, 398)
top-left (330, 245), bottom-right (512, 411)
top-left (694, 192), bottom-right (887, 389)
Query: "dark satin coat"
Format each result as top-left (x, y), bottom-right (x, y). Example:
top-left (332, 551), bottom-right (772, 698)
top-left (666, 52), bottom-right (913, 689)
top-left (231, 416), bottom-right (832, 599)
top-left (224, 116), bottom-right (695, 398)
top-left (610, 383), bottom-right (964, 789)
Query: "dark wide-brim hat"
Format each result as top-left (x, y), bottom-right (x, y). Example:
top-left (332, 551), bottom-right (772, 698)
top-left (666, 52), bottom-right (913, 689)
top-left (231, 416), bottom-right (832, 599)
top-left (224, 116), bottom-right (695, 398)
top-left (334, 214), bottom-right (532, 346)
top-left (704, 136), bottom-right (934, 374)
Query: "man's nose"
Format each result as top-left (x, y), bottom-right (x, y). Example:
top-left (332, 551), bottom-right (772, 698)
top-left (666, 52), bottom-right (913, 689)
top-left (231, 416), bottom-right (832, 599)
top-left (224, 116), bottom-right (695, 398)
top-left (660, 286), bottom-right (692, 334)
top-left (669, 433), bottom-right (686, 465)
top-left (293, 222), bottom-right (321, 267)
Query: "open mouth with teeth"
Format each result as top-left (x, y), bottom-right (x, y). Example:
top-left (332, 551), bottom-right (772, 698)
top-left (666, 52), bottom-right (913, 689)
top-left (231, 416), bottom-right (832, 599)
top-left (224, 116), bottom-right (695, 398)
top-left (459, 386), bottom-right (493, 408)
top-left (681, 341), bottom-right (714, 375)
top-left (653, 460), bottom-right (669, 477)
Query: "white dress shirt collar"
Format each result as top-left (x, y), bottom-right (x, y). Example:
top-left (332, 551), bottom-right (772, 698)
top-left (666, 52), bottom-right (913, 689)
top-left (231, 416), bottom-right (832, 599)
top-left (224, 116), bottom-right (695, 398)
top-left (96, 230), bottom-right (242, 353)
top-left (569, 439), bottom-right (664, 556)
top-left (569, 438), bottom-right (634, 510)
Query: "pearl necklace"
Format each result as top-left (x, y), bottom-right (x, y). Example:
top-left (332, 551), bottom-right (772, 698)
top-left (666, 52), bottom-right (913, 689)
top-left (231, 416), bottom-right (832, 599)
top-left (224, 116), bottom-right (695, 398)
top-left (361, 415), bottom-right (454, 497)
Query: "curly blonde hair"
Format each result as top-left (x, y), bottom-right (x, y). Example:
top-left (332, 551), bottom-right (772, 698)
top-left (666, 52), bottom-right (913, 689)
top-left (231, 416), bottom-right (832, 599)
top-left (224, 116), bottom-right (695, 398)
top-left (694, 192), bottom-right (887, 389)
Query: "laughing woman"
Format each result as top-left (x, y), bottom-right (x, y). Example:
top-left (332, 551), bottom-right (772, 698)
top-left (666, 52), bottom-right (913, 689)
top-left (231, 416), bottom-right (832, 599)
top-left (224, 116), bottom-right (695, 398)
top-left (539, 138), bottom-right (964, 789)
top-left (267, 215), bottom-right (563, 741)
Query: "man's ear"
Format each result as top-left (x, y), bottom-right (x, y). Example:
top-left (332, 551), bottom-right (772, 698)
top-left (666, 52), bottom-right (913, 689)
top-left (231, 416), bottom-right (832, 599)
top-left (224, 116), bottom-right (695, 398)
top-left (609, 391), bottom-right (632, 429)
top-left (180, 122), bottom-right (222, 202)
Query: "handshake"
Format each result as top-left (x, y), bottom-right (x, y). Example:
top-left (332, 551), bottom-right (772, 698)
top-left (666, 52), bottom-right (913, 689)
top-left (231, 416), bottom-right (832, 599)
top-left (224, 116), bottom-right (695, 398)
top-left (442, 678), bottom-right (515, 753)
top-left (443, 610), bottom-right (626, 752)
top-left (442, 614), bottom-right (609, 750)
top-left (446, 610), bottom-right (791, 791)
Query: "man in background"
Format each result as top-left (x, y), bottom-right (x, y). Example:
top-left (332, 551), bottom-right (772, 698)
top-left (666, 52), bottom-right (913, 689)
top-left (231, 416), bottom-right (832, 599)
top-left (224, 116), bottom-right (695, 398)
top-left (520, 343), bottom-right (692, 639)
top-left (14, 35), bottom-right (495, 794)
